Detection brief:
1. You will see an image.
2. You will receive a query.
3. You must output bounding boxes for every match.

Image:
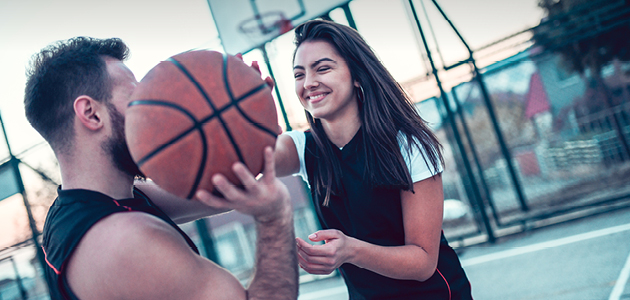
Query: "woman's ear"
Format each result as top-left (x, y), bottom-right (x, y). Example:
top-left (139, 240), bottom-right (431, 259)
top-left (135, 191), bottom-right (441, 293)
top-left (354, 80), bottom-right (360, 88)
top-left (74, 96), bottom-right (105, 131)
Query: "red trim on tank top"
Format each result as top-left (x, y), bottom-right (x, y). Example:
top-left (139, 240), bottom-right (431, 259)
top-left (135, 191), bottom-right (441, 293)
top-left (112, 199), bottom-right (132, 211)
top-left (437, 268), bottom-right (451, 300)
top-left (42, 246), bottom-right (61, 275)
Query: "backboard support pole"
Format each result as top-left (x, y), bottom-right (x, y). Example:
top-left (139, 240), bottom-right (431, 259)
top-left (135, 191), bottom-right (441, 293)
top-left (260, 46), bottom-right (292, 131)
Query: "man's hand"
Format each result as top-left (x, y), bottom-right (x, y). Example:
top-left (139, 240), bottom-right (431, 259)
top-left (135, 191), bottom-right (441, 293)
top-left (197, 146), bottom-right (298, 300)
top-left (196, 146), bottom-right (290, 223)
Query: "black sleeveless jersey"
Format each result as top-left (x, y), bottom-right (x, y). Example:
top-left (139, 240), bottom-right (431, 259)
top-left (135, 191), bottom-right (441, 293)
top-left (41, 187), bottom-right (199, 300)
top-left (303, 130), bottom-right (472, 300)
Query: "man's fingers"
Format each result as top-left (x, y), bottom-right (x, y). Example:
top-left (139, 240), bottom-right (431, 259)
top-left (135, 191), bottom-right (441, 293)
top-left (195, 189), bottom-right (231, 209)
top-left (261, 147), bottom-right (276, 183)
top-left (232, 163), bottom-right (257, 190)
top-left (212, 174), bottom-right (243, 200)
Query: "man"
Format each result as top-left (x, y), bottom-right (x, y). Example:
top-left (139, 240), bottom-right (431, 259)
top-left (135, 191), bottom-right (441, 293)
top-left (24, 37), bottom-right (297, 300)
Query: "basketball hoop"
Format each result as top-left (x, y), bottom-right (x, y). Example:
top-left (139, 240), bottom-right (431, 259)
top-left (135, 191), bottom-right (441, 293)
top-left (238, 11), bottom-right (293, 45)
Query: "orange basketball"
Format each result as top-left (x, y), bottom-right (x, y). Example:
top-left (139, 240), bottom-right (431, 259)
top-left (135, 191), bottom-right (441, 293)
top-left (125, 50), bottom-right (280, 199)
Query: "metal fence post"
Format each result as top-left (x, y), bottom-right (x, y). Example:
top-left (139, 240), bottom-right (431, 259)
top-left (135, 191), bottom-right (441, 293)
top-left (408, 0), bottom-right (495, 243)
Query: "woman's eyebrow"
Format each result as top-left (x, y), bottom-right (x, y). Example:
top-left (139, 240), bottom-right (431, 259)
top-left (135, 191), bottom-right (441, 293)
top-left (293, 57), bottom-right (336, 70)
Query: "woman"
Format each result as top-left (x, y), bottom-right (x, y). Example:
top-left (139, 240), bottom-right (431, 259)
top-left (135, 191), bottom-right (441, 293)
top-left (274, 20), bottom-right (472, 299)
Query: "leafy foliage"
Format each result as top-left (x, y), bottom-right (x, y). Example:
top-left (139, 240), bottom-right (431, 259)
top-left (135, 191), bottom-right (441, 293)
top-left (533, 0), bottom-right (630, 75)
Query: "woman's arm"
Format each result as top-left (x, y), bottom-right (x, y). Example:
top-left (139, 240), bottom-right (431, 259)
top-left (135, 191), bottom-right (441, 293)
top-left (274, 133), bottom-right (301, 177)
top-left (296, 174), bottom-right (444, 281)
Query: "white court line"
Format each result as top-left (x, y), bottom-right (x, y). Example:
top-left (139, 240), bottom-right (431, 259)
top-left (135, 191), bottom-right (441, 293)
top-left (461, 223), bottom-right (630, 267)
top-left (298, 286), bottom-right (347, 300)
top-left (609, 249), bottom-right (630, 300)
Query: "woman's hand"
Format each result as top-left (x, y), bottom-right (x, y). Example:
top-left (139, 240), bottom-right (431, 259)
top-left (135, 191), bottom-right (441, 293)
top-left (235, 53), bottom-right (275, 89)
top-left (295, 229), bottom-right (356, 275)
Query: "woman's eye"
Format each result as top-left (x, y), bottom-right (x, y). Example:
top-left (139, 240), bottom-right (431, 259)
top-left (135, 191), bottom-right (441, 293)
top-left (318, 67), bottom-right (330, 72)
top-left (294, 73), bottom-right (304, 79)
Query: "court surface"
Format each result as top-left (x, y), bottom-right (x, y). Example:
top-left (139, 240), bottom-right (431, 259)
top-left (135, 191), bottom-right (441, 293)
top-left (297, 205), bottom-right (630, 299)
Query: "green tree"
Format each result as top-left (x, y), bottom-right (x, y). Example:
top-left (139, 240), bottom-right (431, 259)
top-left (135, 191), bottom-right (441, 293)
top-left (532, 0), bottom-right (630, 157)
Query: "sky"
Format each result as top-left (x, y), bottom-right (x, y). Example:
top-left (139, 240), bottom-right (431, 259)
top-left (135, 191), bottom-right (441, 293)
top-left (0, 0), bottom-right (545, 276)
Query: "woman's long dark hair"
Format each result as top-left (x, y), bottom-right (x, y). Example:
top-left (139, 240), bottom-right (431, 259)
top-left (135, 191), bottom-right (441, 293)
top-left (293, 20), bottom-right (443, 206)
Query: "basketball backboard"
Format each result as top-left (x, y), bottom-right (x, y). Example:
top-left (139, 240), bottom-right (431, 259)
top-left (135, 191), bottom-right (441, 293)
top-left (207, 0), bottom-right (351, 54)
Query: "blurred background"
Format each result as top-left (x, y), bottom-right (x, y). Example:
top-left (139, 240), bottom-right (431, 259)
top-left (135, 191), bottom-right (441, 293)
top-left (1, 0), bottom-right (629, 299)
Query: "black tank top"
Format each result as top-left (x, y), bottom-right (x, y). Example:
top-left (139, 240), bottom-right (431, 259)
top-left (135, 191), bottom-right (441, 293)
top-left (41, 187), bottom-right (199, 300)
top-left (304, 130), bottom-right (472, 300)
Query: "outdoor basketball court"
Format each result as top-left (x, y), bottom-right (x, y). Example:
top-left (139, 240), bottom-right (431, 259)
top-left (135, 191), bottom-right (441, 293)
top-left (297, 206), bottom-right (630, 300)
top-left (207, 1), bottom-right (630, 299)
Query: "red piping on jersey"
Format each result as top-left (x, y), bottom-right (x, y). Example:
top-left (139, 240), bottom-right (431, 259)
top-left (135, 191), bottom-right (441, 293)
top-left (112, 200), bottom-right (132, 211)
top-left (42, 246), bottom-right (61, 275)
top-left (437, 268), bottom-right (451, 300)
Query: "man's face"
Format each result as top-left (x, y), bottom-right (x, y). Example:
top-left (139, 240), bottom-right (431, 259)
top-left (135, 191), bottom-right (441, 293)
top-left (101, 58), bottom-right (144, 179)
top-left (103, 104), bottom-right (145, 179)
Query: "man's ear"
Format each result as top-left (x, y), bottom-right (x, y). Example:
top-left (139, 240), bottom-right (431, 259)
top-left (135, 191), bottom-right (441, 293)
top-left (74, 96), bottom-right (105, 131)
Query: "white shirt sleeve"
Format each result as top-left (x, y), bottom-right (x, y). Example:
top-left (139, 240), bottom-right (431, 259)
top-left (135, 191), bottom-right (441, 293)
top-left (284, 130), bottom-right (309, 185)
top-left (398, 132), bottom-right (443, 183)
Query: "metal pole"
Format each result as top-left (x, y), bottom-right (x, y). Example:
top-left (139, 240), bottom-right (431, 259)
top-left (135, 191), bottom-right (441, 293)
top-left (260, 45), bottom-right (292, 131)
top-left (430, 0), bottom-right (529, 211)
top-left (451, 87), bottom-right (502, 226)
top-left (408, 0), bottom-right (495, 243)
top-left (0, 112), bottom-right (52, 294)
top-left (194, 219), bottom-right (219, 263)
top-left (341, 3), bottom-right (357, 30)
top-left (10, 257), bottom-right (28, 300)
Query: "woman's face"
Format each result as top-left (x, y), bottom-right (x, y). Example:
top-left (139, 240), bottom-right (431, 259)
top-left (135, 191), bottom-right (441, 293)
top-left (293, 40), bottom-right (359, 122)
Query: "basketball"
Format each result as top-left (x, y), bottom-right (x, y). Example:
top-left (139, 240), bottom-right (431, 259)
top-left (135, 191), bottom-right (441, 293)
top-left (125, 50), bottom-right (280, 199)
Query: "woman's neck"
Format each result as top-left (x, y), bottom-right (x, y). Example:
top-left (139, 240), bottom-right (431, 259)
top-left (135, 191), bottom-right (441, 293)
top-left (321, 114), bottom-right (361, 148)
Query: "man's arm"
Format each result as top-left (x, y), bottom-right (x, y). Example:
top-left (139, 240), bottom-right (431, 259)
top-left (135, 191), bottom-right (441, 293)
top-left (196, 146), bottom-right (298, 299)
top-left (66, 212), bottom-right (247, 300)
top-left (135, 180), bottom-right (231, 224)
top-left (246, 192), bottom-right (297, 299)
top-left (66, 148), bottom-right (297, 300)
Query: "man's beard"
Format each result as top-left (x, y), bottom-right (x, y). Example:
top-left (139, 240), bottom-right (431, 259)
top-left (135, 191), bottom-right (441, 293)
top-left (102, 104), bottom-right (145, 180)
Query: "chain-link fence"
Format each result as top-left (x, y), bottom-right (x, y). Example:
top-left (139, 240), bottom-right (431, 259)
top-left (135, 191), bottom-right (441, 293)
top-left (429, 48), bottom-right (630, 244)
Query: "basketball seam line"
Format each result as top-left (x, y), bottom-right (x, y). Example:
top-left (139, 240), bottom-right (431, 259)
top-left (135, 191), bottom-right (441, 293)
top-left (167, 57), bottom-right (246, 165)
top-left (221, 53), bottom-right (278, 139)
top-left (128, 81), bottom-right (268, 169)
top-left (128, 99), bottom-right (208, 199)
top-left (167, 57), bottom-right (246, 198)
top-left (129, 55), bottom-right (275, 199)
top-left (129, 100), bottom-right (199, 167)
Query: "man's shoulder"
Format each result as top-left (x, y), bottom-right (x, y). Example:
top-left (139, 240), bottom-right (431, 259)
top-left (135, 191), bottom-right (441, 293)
top-left (79, 211), bottom-right (182, 255)
top-left (65, 211), bottom-right (200, 299)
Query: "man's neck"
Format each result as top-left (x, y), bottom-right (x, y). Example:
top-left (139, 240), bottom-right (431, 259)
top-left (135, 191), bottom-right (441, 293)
top-left (58, 151), bottom-right (135, 200)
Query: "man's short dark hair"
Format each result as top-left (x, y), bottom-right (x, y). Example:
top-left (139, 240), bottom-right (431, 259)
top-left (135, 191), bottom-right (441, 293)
top-left (24, 37), bottom-right (129, 152)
